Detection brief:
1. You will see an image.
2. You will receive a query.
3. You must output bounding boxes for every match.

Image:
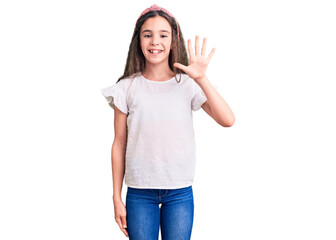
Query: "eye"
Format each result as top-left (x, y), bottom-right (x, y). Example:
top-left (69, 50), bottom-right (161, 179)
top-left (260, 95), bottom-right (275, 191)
top-left (144, 34), bottom-right (152, 38)
top-left (161, 35), bottom-right (168, 38)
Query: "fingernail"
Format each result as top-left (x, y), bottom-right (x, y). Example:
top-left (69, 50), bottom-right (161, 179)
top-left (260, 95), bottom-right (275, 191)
top-left (123, 225), bottom-right (127, 228)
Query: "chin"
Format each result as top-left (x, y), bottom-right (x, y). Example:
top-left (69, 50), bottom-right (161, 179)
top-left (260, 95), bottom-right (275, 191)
top-left (145, 55), bottom-right (170, 65)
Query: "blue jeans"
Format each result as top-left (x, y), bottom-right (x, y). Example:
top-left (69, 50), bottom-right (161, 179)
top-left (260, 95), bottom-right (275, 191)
top-left (125, 185), bottom-right (194, 240)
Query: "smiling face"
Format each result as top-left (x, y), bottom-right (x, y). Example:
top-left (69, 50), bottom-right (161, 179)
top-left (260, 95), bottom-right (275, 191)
top-left (140, 16), bottom-right (173, 66)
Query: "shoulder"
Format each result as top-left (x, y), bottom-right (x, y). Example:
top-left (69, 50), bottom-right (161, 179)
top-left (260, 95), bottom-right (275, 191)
top-left (117, 74), bottom-right (135, 86)
top-left (179, 74), bottom-right (199, 91)
top-left (116, 73), bottom-right (140, 92)
top-left (101, 74), bottom-right (137, 98)
top-left (180, 73), bottom-right (196, 85)
top-left (175, 73), bottom-right (194, 86)
top-left (179, 73), bottom-right (190, 81)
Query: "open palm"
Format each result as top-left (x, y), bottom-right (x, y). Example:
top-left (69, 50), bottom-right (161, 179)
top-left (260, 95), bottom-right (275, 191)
top-left (174, 35), bottom-right (215, 82)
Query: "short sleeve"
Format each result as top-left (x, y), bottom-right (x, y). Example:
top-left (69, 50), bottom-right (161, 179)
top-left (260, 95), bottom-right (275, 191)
top-left (101, 84), bottom-right (128, 115)
top-left (191, 80), bottom-right (207, 111)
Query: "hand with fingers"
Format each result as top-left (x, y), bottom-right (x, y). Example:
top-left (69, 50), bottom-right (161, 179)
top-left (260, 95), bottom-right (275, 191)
top-left (113, 198), bottom-right (129, 237)
top-left (174, 35), bottom-right (215, 83)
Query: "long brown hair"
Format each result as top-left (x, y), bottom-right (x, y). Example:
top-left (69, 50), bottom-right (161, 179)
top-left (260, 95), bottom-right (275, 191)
top-left (117, 9), bottom-right (188, 83)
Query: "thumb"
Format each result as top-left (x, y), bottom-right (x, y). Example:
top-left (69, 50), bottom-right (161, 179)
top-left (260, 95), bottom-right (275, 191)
top-left (174, 63), bottom-right (188, 72)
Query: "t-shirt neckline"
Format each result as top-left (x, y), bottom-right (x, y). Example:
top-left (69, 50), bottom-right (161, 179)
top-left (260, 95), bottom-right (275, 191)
top-left (140, 73), bottom-right (176, 83)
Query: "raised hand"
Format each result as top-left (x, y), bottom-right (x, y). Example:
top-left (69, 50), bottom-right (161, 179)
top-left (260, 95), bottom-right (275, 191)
top-left (174, 35), bottom-right (215, 82)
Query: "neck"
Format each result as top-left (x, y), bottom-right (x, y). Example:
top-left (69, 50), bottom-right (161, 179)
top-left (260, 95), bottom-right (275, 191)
top-left (142, 61), bottom-right (175, 81)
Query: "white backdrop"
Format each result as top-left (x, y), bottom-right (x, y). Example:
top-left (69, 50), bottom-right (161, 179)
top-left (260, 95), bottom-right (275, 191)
top-left (1, 0), bottom-right (335, 239)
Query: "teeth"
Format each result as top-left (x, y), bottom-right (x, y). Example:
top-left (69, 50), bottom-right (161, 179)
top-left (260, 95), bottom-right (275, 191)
top-left (149, 50), bottom-right (161, 54)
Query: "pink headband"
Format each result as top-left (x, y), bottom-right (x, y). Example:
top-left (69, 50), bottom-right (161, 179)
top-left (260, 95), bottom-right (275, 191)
top-left (137, 4), bottom-right (180, 41)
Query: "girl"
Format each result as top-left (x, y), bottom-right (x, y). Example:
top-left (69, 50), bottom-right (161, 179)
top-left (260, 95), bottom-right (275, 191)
top-left (101, 4), bottom-right (235, 240)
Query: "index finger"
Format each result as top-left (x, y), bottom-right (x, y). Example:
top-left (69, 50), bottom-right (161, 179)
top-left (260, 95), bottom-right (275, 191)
top-left (116, 218), bottom-right (129, 237)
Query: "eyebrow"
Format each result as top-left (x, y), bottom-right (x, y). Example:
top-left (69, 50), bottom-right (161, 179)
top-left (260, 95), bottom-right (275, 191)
top-left (141, 30), bottom-right (170, 34)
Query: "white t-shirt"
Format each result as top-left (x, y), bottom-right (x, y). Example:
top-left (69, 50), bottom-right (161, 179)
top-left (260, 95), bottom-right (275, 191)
top-left (101, 72), bottom-right (207, 189)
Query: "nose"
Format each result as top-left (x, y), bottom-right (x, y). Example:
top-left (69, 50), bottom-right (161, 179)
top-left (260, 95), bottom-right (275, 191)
top-left (151, 35), bottom-right (159, 45)
top-left (151, 40), bottom-right (158, 46)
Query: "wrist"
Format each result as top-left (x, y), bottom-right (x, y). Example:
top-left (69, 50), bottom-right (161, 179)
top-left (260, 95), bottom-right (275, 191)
top-left (113, 195), bottom-right (122, 202)
top-left (195, 75), bottom-right (208, 83)
top-left (196, 76), bottom-right (210, 88)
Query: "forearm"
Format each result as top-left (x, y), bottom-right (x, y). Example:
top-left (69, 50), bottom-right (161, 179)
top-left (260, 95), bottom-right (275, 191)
top-left (197, 76), bottom-right (235, 127)
top-left (111, 143), bottom-right (126, 201)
